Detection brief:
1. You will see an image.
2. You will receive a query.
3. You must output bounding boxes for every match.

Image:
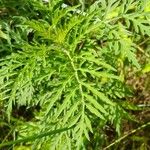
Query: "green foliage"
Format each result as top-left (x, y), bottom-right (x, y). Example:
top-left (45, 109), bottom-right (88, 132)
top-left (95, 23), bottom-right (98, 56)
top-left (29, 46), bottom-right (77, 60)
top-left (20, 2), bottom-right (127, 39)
top-left (0, 0), bottom-right (150, 149)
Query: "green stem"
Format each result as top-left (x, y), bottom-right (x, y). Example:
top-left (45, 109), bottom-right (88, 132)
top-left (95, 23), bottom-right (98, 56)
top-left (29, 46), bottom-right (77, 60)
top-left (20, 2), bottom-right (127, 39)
top-left (63, 49), bottom-right (85, 124)
top-left (63, 49), bottom-right (84, 101)
top-left (0, 126), bottom-right (74, 148)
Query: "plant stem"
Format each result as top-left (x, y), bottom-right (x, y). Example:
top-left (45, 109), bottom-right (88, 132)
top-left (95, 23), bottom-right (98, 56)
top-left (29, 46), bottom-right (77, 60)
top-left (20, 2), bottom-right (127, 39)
top-left (104, 122), bottom-right (150, 150)
top-left (0, 125), bottom-right (74, 148)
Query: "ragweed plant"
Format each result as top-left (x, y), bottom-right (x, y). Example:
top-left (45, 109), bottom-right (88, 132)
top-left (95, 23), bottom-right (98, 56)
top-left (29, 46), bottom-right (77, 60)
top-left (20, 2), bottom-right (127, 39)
top-left (0, 0), bottom-right (150, 149)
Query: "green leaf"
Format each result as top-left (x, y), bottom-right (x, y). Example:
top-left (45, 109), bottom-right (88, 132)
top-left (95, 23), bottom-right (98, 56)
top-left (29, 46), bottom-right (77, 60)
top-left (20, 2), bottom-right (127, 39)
top-left (45, 88), bottom-right (64, 116)
top-left (63, 101), bottom-right (80, 124)
top-left (0, 30), bottom-right (9, 40)
top-left (84, 115), bottom-right (93, 133)
top-left (84, 93), bottom-right (108, 114)
top-left (126, 48), bottom-right (141, 69)
top-left (67, 112), bottom-right (81, 127)
top-left (82, 82), bottom-right (114, 105)
top-left (80, 69), bottom-right (120, 80)
top-left (83, 126), bottom-right (90, 141)
top-left (80, 55), bottom-right (117, 71)
top-left (55, 89), bottom-right (76, 118)
top-left (86, 103), bottom-right (105, 120)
